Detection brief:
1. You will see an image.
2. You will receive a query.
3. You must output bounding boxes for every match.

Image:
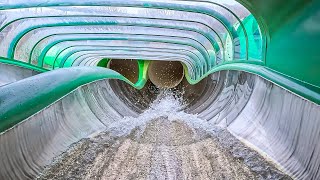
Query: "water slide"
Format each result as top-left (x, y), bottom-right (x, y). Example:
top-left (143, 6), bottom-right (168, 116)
top-left (0, 0), bottom-right (319, 179)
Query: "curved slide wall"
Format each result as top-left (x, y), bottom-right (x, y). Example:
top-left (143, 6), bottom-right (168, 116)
top-left (0, 65), bottom-right (319, 179)
top-left (0, 63), bottom-right (40, 86)
top-left (0, 77), bottom-right (137, 179)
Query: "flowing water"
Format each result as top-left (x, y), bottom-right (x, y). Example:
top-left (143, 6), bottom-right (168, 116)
top-left (37, 90), bottom-right (291, 180)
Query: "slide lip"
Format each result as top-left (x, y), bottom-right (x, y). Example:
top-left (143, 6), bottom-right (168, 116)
top-left (183, 62), bottom-right (320, 106)
top-left (0, 66), bottom-right (132, 134)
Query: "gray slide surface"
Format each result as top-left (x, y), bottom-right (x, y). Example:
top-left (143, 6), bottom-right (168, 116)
top-left (0, 66), bottom-right (319, 179)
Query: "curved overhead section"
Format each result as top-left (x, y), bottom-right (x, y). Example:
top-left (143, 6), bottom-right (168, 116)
top-left (0, 0), bottom-right (317, 108)
top-left (0, 0), bottom-right (317, 103)
top-left (0, 0), bottom-right (264, 82)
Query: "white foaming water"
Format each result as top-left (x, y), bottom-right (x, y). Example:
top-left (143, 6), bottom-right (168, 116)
top-left (106, 89), bottom-right (220, 138)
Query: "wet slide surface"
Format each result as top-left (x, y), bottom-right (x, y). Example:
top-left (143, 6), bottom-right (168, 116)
top-left (0, 66), bottom-right (319, 180)
top-left (37, 96), bottom-right (290, 180)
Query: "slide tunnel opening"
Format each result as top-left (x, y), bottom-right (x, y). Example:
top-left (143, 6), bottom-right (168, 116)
top-left (107, 59), bottom-right (139, 83)
top-left (148, 60), bottom-right (184, 88)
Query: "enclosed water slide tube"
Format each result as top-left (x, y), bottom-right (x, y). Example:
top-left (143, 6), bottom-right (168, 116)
top-left (0, 0), bottom-right (319, 179)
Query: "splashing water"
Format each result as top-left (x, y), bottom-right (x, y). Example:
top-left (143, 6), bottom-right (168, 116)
top-left (106, 89), bottom-right (219, 138)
